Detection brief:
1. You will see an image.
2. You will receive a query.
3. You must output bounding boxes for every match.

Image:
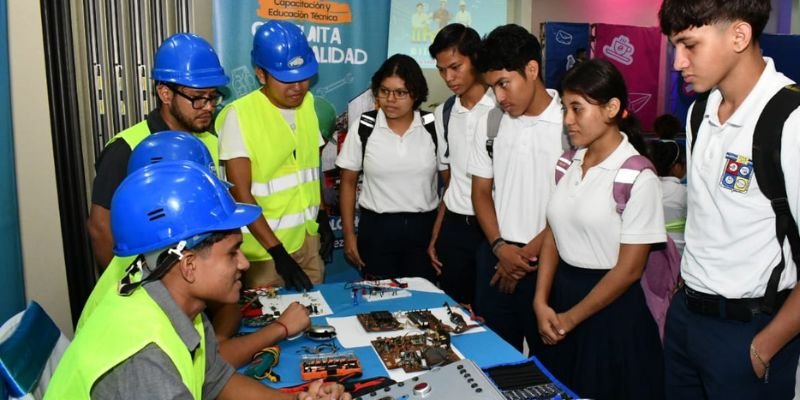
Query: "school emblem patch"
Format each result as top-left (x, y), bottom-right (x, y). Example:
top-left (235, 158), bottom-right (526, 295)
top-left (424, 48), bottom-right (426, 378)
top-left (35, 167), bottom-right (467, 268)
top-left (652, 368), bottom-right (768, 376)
top-left (719, 152), bottom-right (752, 193)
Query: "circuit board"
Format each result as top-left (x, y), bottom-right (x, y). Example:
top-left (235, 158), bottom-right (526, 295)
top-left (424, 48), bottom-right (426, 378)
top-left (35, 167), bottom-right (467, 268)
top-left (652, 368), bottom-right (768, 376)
top-left (300, 352), bottom-right (362, 381)
top-left (356, 310), bottom-right (404, 332)
top-left (404, 310), bottom-right (450, 331)
top-left (371, 330), bottom-right (460, 373)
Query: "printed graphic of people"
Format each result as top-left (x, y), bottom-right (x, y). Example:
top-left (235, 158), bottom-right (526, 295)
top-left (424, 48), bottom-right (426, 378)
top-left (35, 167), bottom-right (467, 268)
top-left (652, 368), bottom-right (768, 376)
top-left (433, 0), bottom-right (450, 30)
top-left (454, 0), bottom-right (471, 27)
top-left (411, 3), bottom-right (432, 43)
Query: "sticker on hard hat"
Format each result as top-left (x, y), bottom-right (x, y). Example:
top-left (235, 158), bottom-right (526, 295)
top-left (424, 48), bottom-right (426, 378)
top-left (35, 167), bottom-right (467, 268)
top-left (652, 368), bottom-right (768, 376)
top-left (289, 56), bottom-right (305, 68)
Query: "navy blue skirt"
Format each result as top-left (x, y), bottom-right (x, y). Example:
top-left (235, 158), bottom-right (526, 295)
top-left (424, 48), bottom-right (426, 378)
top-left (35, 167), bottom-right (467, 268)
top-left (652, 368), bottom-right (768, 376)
top-left (538, 259), bottom-right (664, 400)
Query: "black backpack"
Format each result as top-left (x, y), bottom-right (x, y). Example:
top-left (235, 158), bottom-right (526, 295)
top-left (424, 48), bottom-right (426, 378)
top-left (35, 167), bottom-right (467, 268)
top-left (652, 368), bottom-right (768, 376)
top-left (689, 84), bottom-right (800, 312)
top-left (357, 109), bottom-right (438, 166)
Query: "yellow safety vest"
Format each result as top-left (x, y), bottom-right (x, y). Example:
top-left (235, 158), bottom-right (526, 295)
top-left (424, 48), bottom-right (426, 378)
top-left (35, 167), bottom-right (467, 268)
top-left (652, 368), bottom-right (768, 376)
top-left (75, 255), bottom-right (137, 332)
top-left (45, 285), bottom-right (206, 399)
top-left (109, 119), bottom-right (220, 168)
top-left (216, 90), bottom-right (320, 260)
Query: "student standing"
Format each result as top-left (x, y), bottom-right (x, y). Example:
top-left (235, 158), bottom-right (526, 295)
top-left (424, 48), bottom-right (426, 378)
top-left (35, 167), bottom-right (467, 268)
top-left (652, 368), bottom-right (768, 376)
top-left (469, 24), bottom-right (565, 352)
top-left (649, 140), bottom-right (687, 253)
top-left (337, 54), bottom-right (440, 282)
top-left (426, 23), bottom-right (494, 305)
top-left (534, 59), bottom-right (665, 400)
top-left (660, 0), bottom-right (800, 398)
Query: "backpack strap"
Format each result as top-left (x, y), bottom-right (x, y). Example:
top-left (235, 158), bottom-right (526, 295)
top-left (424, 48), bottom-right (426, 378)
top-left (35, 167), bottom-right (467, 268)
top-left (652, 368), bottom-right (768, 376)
top-left (420, 110), bottom-right (438, 156)
top-left (358, 109), bottom-right (438, 167)
top-left (554, 149), bottom-right (578, 184)
top-left (358, 110), bottom-right (379, 167)
top-left (753, 84), bottom-right (800, 313)
top-left (442, 95), bottom-right (456, 158)
top-left (689, 91), bottom-right (711, 154)
top-left (485, 107), bottom-right (503, 159)
top-left (613, 155), bottom-right (656, 214)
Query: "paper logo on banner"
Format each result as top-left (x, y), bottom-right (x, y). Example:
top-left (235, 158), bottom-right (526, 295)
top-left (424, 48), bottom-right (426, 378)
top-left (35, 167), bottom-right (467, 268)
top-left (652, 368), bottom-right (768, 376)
top-left (555, 30), bottom-right (573, 45)
top-left (603, 35), bottom-right (635, 65)
top-left (629, 92), bottom-right (652, 113)
top-left (258, 0), bottom-right (353, 24)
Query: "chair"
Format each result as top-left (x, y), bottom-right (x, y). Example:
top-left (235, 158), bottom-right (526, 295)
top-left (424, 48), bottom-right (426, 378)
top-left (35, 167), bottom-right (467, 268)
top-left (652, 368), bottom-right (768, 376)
top-left (0, 302), bottom-right (69, 399)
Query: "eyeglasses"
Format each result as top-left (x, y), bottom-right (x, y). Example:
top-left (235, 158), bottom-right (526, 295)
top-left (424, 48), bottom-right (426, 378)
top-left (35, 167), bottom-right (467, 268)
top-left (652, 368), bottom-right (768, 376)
top-left (167, 84), bottom-right (223, 109)
top-left (376, 87), bottom-right (410, 100)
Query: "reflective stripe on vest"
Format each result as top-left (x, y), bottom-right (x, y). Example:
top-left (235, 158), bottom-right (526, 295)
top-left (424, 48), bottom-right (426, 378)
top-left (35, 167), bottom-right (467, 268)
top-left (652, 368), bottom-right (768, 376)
top-left (108, 119), bottom-right (220, 169)
top-left (216, 89), bottom-right (320, 261)
top-left (44, 286), bottom-right (206, 399)
top-left (251, 167), bottom-right (320, 197)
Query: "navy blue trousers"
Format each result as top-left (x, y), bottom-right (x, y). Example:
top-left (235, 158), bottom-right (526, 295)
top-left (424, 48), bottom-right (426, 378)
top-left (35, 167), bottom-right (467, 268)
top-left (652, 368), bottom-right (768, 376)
top-left (357, 208), bottom-right (437, 282)
top-left (664, 288), bottom-right (800, 399)
top-left (474, 240), bottom-right (540, 354)
top-left (435, 210), bottom-right (483, 305)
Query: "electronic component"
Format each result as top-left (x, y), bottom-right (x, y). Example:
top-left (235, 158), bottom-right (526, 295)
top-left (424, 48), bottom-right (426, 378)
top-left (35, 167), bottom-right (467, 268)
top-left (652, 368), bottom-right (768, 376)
top-left (357, 310), bottom-right (404, 332)
top-left (405, 310), bottom-right (448, 331)
top-left (483, 358), bottom-right (576, 399)
top-left (351, 359), bottom-right (505, 400)
top-left (371, 330), bottom-right (459, 373)
top-left (300, 352), bottom-right (362, 381)
top-left (305, 324), bottom-right (337, 341)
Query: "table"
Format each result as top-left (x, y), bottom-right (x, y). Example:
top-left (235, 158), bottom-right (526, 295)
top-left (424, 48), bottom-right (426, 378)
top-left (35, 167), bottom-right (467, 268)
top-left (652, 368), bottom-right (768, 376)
top-left (242, 278), bottom-right (526, 388)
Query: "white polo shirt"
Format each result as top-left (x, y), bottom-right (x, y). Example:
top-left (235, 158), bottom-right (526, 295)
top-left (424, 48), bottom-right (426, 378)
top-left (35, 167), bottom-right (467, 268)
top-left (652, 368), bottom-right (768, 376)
top-left (467, 89), bottom-right (564, 243)
top-left (335, 109), bottom-right (443, 213)
top-left (548, 134), bottom-right (666, 270)
top-left (661, 176), bottom-right (687, 254)
top-left (435, 89), bottom-right (496, 216)
top-left (682, 57), bottom-right (800, 298)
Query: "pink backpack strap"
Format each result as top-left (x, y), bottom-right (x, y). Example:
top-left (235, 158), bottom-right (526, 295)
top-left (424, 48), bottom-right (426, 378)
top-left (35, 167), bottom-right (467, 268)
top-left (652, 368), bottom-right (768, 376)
top-left (613, 155), bottom-right (656, 214)
top-left (554, 148), bottom-right (578, 184)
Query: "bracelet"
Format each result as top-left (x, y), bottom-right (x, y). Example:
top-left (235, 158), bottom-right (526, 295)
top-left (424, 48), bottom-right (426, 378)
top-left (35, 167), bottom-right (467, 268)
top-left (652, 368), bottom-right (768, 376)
top-left (750, 343), bottom-right (770, 382)
top-left (491, 238), bottom-right (507, 255)
top-left (274, 320), bottom-right (289, 339)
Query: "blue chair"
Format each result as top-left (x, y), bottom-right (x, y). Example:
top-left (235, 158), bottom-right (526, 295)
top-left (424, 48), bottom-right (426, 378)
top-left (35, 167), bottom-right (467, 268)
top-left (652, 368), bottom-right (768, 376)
top-left (0, 302), bottom-right (68, 399)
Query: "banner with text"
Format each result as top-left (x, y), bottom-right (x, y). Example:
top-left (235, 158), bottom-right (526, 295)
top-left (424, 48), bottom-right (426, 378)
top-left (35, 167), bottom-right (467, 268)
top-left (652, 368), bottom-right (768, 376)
top-left (593, 23), bottom-right (662, 131)
top-left (212, 0), bottom-right (390, 119)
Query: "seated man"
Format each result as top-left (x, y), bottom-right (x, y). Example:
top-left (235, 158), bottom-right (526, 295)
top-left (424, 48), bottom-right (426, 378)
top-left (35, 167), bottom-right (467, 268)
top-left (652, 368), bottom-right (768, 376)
top-left (45, 161), bottom-right (348, 399)
top-left (78, 130), bottom-right (311, 368)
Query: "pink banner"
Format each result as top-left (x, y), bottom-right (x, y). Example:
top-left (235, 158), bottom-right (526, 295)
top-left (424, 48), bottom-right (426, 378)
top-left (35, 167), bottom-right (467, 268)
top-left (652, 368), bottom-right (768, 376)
top-left (593, 23), bottom-right (662, 131)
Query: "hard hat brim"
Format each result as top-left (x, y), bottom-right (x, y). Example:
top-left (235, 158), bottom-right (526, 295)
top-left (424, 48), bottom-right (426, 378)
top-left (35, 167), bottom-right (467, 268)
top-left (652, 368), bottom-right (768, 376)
top-left (266, 58), bottom-right (319, 83)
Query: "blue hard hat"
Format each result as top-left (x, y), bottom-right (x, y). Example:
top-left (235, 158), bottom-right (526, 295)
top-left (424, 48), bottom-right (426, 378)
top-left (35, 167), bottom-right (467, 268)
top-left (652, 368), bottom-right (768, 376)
top-left (152, 33), bottom-right (230, 88)
top-left (127, 130), bottom-right (216, 176)
top-left (252, 21), bottom-right (318, 83)
top-left (111, 160), bottom-right (261, 257)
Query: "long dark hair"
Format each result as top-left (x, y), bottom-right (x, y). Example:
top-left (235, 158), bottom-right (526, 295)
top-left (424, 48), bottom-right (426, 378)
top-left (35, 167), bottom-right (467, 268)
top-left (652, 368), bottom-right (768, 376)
top-left (561, 58), bottom-right (647, 155)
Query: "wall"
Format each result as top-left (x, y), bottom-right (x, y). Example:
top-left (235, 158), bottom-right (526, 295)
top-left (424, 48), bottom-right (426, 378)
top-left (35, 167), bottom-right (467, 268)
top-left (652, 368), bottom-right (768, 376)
top-left (8, 1), bottom-right (72, 336)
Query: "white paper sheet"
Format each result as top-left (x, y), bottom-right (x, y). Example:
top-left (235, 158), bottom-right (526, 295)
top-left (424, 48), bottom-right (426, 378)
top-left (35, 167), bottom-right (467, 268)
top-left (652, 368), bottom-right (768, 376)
top-left (258, 290), bottom-right (334, 318)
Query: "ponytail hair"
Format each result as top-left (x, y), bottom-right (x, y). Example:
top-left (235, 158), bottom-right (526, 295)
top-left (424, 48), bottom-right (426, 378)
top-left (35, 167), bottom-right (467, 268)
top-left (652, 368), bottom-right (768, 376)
top-left (562, 59), bottom-right (647, 155)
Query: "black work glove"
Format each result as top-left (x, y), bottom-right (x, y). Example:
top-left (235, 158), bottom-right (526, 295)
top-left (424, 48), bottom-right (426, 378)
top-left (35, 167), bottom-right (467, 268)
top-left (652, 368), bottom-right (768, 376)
top-left (317, 209), bottom-right (334, 264)
top-left (267, 243), bottom-right (313, 291)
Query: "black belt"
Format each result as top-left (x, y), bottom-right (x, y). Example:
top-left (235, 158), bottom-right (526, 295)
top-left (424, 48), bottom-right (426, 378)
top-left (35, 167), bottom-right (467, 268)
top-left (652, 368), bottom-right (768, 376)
top-left (683, 286), bottom-right (791, 322)
top-left (444, 209), bottom-right (478, 226)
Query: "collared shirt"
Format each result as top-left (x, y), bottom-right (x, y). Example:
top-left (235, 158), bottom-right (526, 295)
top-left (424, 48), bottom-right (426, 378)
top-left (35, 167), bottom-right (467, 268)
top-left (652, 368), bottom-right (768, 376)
top-left (660, 176), bottom-right (687, 254)
top-left (468, 89), bottom-right (565, 243)
top-left (91, 109), bottom-right (169, 209)
top-left (91, 281), bottom-right (234, 400)
top-left (435, 89), bottom-right (496, 216)
top-left (547, 134), bottom-right (666, 270)
top-left (336, 109), bottom-right (443, 213)
top-left (682, 57), bottom-right (800, 298)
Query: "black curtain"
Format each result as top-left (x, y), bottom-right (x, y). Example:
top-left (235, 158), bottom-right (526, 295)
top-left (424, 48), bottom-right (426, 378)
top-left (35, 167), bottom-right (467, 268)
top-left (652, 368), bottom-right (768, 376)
top-left (40, 0), bottom-right (95, 327)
